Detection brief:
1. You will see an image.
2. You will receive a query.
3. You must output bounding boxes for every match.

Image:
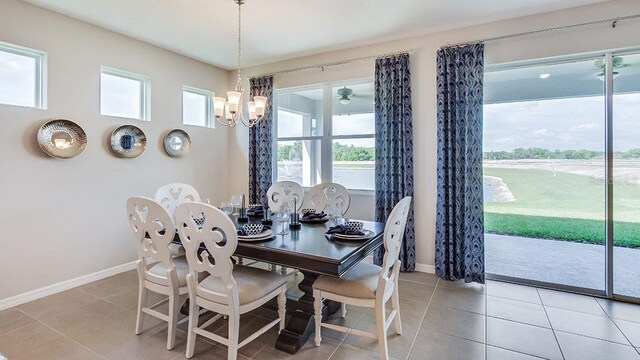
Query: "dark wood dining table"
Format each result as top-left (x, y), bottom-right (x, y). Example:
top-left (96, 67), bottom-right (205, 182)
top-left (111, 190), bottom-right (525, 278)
top-left (176, 215), bottom-right (385, 354)
top-left (237, 217), bottom-right (384, 353)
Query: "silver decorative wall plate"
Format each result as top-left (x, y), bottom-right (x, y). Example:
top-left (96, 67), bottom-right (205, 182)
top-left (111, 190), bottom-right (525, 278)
top-left (163, 129), bottom-right (191, 158)
top-left (37, 119), bottom-right (87, 159)
top-left (110, 125), bottom-right (146, 158)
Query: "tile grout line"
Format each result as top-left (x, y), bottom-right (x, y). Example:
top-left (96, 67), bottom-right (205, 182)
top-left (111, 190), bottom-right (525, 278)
top-left (327, 307), bottom-right (369, 359)
top-left (0, 307), bottom-right (41, 337)
top-left (485, 314), bottom-right (551, 330)
top-left (403, 276), bottom-right (439, 360)
top-left (485, 279), bottom-right (488, 360)
top-left (74, 287), bottom-right (135, 314)
top-left (593, 296), bottom-right (639, 352)
top-left (537, 287), bottom-right (566, 360)
top-left (36, 318), bottom-right (109, 360)
top-left (487, 344), bottom-right (549, 359)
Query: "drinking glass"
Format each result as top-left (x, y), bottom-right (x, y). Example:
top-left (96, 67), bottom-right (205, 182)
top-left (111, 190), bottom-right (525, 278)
top-left (335, 202), bottom-right (344, 223)
top-left (277, 203), bottom-right (291, 235)
top-left (220, 202), bottom-right (233, 216)
top-left (231, 195), bottom-right (242, 215)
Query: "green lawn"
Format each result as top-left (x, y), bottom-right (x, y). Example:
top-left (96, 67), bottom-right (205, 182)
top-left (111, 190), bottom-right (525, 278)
top-left (485, 213), bottom-right (640, 248)
top-left (484, 167), bottom-right (640, 248)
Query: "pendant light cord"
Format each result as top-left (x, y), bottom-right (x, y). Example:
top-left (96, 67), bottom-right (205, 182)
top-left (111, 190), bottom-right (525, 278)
top-left (236, 0), bottom-right (242, 87)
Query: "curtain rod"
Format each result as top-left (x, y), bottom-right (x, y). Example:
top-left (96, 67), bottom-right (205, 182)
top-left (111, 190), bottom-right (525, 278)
top-left (252, 49), bottom-right (414, 78)
top-left (442, 13), bottom-right (640, 49)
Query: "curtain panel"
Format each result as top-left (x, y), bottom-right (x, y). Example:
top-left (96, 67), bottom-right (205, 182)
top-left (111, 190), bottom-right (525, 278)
top-left (248, 75), bottom-right (274, 206)
top-left (373, 53), bottom-right (416, 272)
top-left (435, 43), bottom-right (485, 284)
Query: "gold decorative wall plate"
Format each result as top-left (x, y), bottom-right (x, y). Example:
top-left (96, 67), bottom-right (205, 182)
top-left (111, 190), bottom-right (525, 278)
top-left (37, 119), bottom-right (87, 159)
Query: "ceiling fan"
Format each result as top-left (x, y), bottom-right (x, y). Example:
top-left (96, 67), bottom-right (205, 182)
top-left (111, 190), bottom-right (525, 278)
top-left (594, 56), bottom-right (627, 80)
top-left (337, 87), bottom-right (354, 105)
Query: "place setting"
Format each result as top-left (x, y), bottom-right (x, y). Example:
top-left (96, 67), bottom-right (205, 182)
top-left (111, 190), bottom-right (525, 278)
top-left (325, 220), bottom-right (375, 241)
top-left (299, 208), bottom-right (330, 224)
top-left (237, 223), bottom-right (274, 242)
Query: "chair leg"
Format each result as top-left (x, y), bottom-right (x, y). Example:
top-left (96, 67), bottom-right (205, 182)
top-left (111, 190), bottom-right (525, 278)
top-left (341, 303), bottom-right (347, 318)
top-left (135, 285), bottom-right (147, 335)
top-left (313, 289), bottom-right (322, 346)
top-left (227, 313), bottom-right (240, 360)
top-left (185, 296), bottom-right (199, 359)
top-left (270, 264), bottom-right (277, 272)
top-left (375, 301), bottom-right (389, 360)
top-left (277, 285), bottom-right (287, 332)
top-left (280, 266), bottom-right (287, 276)
top-left (391, 285), bottom-right (402, 335)
top-left (167, 289), bottom-right (180, 350)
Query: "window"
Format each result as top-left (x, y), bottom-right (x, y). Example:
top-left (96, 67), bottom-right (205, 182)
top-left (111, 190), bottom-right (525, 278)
top-left (182, 86), bottom-right (214, 128)
top-left (0, 41), bottom-right (46, 108)
top-left (274, 80), bottom-right (375, 190)
top-left (100, 66), bottom-right (149, 120)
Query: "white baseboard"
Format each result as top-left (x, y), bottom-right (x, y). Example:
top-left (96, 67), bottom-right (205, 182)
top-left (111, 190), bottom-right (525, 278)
top-left (414, 263), bottom-right (435, 274)
top-left (0, 261), bottom-right (137, 311)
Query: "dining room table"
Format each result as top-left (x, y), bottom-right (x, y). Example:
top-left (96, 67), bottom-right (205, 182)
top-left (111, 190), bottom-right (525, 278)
top-left (175, 213), bottom-right (385, 354)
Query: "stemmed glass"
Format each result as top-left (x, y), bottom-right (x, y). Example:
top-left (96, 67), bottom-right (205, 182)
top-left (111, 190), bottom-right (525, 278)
top-left (231, 195), bottom-right (242, 215)
top-left (220, 202), bottom-right (233, 216)
top-left (277, 203), bottom-right (291, 235)
top-left (335, 202), bottom-right (345, 225)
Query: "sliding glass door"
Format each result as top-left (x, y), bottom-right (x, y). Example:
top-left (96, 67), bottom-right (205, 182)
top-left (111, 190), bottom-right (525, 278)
top-left (613, 52), bottom-right (640, 299)
top-left (483, 57), bottom-right (606, 292)
top-left (484, 51), bottom-right (640, 301)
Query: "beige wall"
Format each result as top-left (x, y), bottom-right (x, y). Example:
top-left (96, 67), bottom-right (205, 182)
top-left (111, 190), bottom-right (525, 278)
top-left (3, 0), bottom-right (640, 302)
top-left (0, 0), bottom-right (231, 300)
top-left (230, 0), bottom-right (640, 270)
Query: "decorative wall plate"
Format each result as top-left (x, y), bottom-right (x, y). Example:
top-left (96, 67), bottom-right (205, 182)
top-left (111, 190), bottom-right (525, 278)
top-left (163, 129), bottom-right (191, 158)
top-left (110, 125), bottom-right (146, 158)
top-left (37, 119), bottom-right (87, 159)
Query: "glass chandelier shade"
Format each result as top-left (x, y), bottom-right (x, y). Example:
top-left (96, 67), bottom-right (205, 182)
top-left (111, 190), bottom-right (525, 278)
top-left (214, 0), bottom-right (267, 128)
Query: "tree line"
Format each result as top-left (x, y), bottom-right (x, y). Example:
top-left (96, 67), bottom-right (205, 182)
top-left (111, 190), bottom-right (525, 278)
top-left (484, 147), bottom-right (640, 160)
top-left (277, 141), bottom-right (375, 161)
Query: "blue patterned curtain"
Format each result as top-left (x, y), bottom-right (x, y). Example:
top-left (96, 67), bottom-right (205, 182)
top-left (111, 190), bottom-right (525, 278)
top-left (248, 76), bottom-right (273, 206)
top-left (435, 43), bottom-right (485, 284)
top-left (373, 53), bottom-right (415, 272)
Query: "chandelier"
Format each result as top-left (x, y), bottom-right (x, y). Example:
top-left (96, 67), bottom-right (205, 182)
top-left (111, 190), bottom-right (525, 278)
top-left (213, 0), bottom-right (267, 127)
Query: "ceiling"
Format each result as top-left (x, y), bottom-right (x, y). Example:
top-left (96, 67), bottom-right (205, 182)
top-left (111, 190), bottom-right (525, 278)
top-left (21, 0), bottom-right (610, 70)
top-left (485, 53), bottom-right (640, 103)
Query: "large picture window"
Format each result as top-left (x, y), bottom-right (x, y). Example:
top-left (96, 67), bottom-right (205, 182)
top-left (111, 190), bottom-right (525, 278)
top-left (274, 80), bottom-right (375, 190)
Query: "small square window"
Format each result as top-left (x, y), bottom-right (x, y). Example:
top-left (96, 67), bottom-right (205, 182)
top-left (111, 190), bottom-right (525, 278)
top-left (182, 86), bottom-right (214, 128)
top-left (100, 66), bottom-right (149, 120)
top-left (0, 41), bottom-right (46, 109)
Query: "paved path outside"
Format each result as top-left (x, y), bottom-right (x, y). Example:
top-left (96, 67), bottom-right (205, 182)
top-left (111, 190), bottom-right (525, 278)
top-left (486, 234), bottom-right (640, 298)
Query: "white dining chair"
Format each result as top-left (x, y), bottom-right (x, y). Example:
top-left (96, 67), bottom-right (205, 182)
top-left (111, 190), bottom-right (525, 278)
top-left (313, 196), bottom-right (412, 360)
top-left (267, 180), bottom-right (304, 211)
top-left (155, 183), bottom-right (202, 257)
top-left (305, 182), bottom-right (350, 216)
top-left (126, 196), bottom-right (194, 350)
top-left (266, 180), bottom-right (304, 275)
top-left (155, 183), bottom-right (202, 219)
top-left (175, 202), bottom-right (287, 360)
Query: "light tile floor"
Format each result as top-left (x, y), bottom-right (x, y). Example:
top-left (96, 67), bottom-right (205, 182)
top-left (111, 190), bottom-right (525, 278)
top-left (1, 270), bottom-right (640, 360)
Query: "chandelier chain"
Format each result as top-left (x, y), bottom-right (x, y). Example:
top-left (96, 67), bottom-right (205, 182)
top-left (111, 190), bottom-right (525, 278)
top-left (236, 0), bottom-right (242, 86)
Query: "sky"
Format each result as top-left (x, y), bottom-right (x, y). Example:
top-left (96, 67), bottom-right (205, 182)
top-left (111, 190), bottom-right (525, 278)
top-left (484, 93), bottom-right (640, 152)
top-left (0, 51), bottom-right (36, 107)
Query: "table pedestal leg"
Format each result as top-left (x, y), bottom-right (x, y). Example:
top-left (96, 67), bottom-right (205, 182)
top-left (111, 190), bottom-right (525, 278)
top-left (275, 271), bottom-right (340, 354)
